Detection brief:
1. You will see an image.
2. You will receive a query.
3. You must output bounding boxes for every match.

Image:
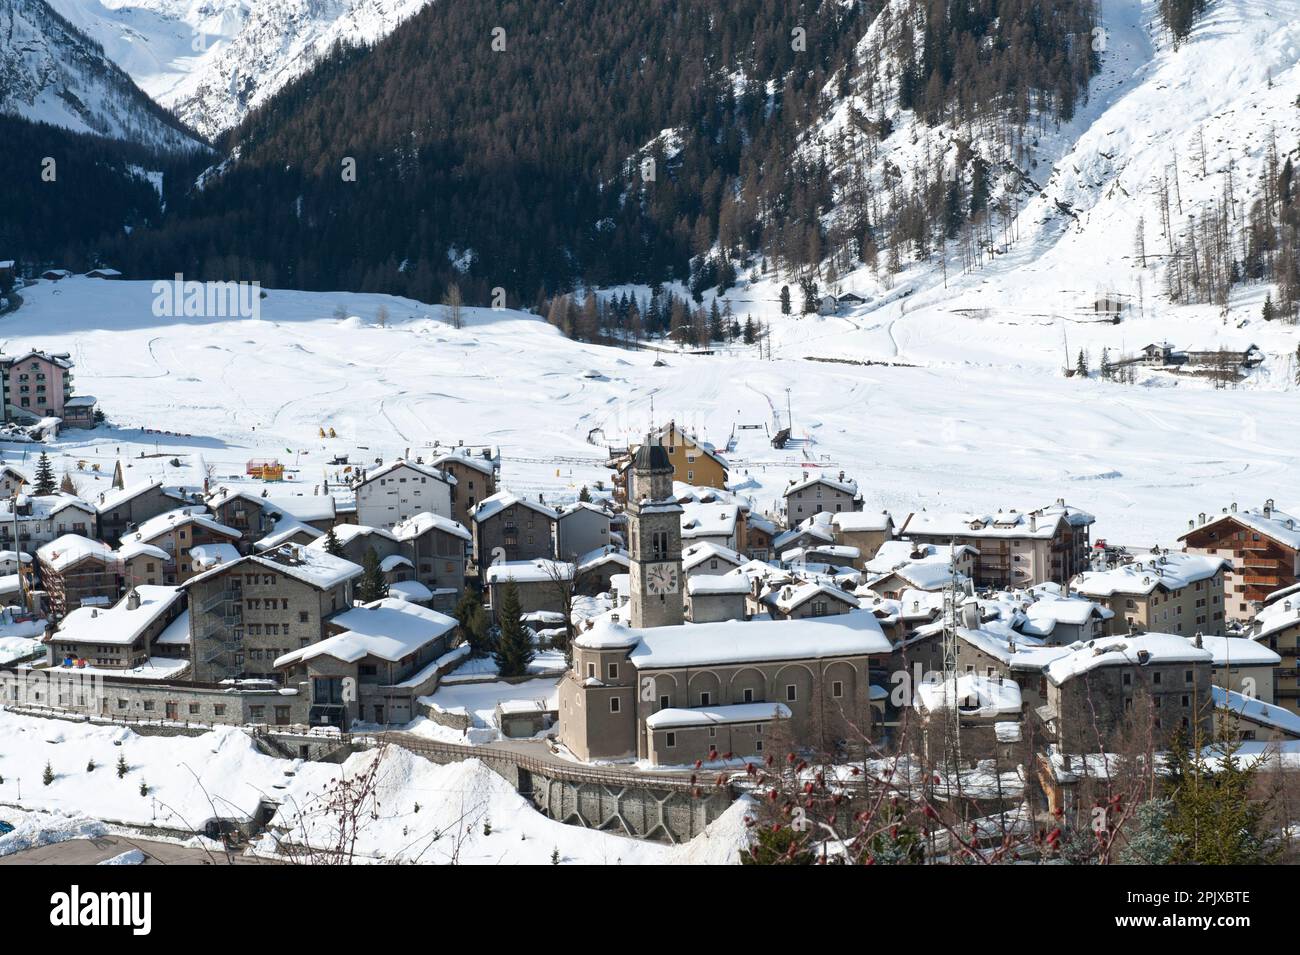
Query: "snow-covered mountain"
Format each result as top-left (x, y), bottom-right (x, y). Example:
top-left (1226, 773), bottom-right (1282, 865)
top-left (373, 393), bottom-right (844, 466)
top-left (0, 0), bottom-right (200, 149)
top-left (43, 0), bottom-right (433, 140)
top-left (798, 0), bottom-right (1300, 336)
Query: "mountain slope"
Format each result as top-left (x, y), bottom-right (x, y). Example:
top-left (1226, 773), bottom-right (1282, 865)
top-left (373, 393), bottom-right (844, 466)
top-left (44, 0), bottom-right (433, 140)
top-left (0, 0), bottom-right (200, 149)
top-left (798, 0), bottom-right (1300, 349)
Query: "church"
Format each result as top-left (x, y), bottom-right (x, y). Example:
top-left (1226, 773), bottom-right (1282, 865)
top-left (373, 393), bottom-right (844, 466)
top-left (556, 441), bottom-right (891, 764)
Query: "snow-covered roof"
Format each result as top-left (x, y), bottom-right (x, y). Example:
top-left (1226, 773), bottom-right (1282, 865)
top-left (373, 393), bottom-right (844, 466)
top-left (309, 523), bottom-right (397, 548)
top-left (865, 540), bottom-right (976, 574)
top-left (831, 511), bottom-right (893, 533)
top-left (254, 517), bottom-right (324, 551)
top-left (681, 541), bottom-right (745, 572)
top-left (126, 507), bottom-right (240, 546)
top-left (1196, 635), bottom-right (1281, 668)
top-left (903, 509), bottom-right (1065, 540)
top-left (782, 543), bottom-right (861, 563)
top-left (0, 493), bottom-right (94, 521)
top-left (645, 702), bottom-right (792, 730)
top-left (558, 500), bottom-right (612, 520)
top-left (956, 625), bottom-right (1073, 671)
top-left (576, 546), bottom-right (628, 573)
top-left (1046, 633), bottom-right (1214, 685)
top-left (1037, 499), bottom-right (1096, 528)
top-left (36, 534), bottom-right (112, 571)
top-left (785, 473), bottom-right (859, 498)
top-left (155, 609), bottom-right (191, 646)
top-left (1072, 552), bottom-right (1227, 598)
top-left (866, 562), bottom-right (962, 593)
top-left (915, 674), bottom-right (1023, 719)
top-left (53, 586), bottom-right (183, 647)
top-left (772, 519), bottom-right (836, 552)
top-left (358, 459), bottom-right (455, 488)
top-left (576, 610), bottom-right (889, 667)
top-left (432, 452), bottom-right (495, 476)
top-left (117, 540), bottom-right (170, 563)
top-left (679, 501), bottom-right (739, 540)
top-left (189, 543), bottom-right (240, 570)
top-left (95, 480), bottom-right (186, 514)
top-left (484, 559), bottom-right (573, 584)
top-left (276, 599), bottom-right (457, 668)
top-left (1021, 595), bottom-right (1111, 630)
top-left (380, 554), bottom-right (414, 573)
top-left (392, 511), bottom-right (471, 542)
top-left (762, 580), bottom-right (859, 614)
top-left (1181, 504), bottom-right (1300, 550)
top-left (387, 579), bottom-right (435, 603)
top-left (471, 490), bottom-right (557, 523)
top-left (1213, 686), bottom-right (1300, 737)
top-left (687, 575), bottom-right (751, 596)
top-left (184, 545), bottom-right (362, 592)
top-left (1252, 595), bottom-right (1300, 640)
top-left (262, 494), bottom-right (336, 524)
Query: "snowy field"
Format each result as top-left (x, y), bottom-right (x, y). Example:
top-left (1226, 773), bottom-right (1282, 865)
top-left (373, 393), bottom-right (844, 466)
top-left (5, 272), bottom-right (1297, 550)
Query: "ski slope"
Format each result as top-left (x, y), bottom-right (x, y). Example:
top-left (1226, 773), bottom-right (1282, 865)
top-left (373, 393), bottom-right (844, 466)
top-left (5, 276), bottom-right (1297, 548)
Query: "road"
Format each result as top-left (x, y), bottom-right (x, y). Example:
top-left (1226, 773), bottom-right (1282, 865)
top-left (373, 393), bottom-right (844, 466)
top-left (0, 834), bottom-right (275, 865)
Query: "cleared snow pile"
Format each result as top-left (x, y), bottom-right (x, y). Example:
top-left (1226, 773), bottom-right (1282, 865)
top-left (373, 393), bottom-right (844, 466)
top-left (0, 808), bottom-right (107, 857)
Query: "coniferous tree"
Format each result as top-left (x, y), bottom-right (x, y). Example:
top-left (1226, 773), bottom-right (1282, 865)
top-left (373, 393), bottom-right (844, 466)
top-left (779, 286), bottom-right (792, 316)
top-left (33, 453), bottom-right (56, 495)
top-left (323, 526), bottom-right (345, 557)
top-left (1165, 726), bottom-right (1278, 864)
top-left (357, 546), bottom-right (388, 603)
top-left (453, 585), bottom-right (492, 655)
top-left (492, 582), bottom-right (534, 677)
top-left (1118, 798), bottom-right (1175, 865)
top-left (1076, 349), bottom-right (1089, 378)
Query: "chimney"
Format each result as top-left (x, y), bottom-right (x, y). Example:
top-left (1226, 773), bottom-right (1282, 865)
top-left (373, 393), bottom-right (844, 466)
top-left (1029, 513), bottom-right (1037, 533)
top-left (1198, 512), bottom-right (1206, 525)
top-left (1193, 632), bottom-right (1203, 649)
top-left (1231, 502), bottom-right (1237, 513)
top-left (1264, 499), bottom-right (1274, 518)
top-left (126, 589), bottom-right (140, 611)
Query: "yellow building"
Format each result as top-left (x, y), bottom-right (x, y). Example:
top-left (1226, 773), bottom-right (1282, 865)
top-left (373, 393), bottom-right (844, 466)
top-left (626, 422), bottom-right (728, 490)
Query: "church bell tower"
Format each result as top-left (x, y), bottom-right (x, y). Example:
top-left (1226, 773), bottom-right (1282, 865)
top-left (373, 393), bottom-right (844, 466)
top-left (627, 438), bottom-right (684, 628)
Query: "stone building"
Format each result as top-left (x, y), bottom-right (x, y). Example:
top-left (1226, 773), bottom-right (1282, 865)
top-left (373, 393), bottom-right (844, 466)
top-left (433, 451), bottom-right (497, 528)
top-left (625, 443), bottom-right (683, 629)
top-left (1041, 632), bottom-right (1214, 752)
top-left (392, 511), bottom-right (470, 610)
top-left (275, 597), bottom-right (460, 729)
top-left (45, 585), bottom-right (185, 671)
top-left (470, 491), bottom-right (557, 574)
top-left (558, 611), bottom-right (891, 764)
top-left (182, 544), bottom-right (362, 683)
top-left (1072, 550), bottom-right (1228, 636)
top-left (830, 511), bottom-right (895, 566)
top-left (902, 509), bottom-right (1076, 588)
top-left (783, 473), bottom-right (862, 522)
top-left (120, 507), bottom-right (242, 584)
top-left (484, 559), bottom-right (573, 622)
top-left (95, 481), bottom-right (194, 545)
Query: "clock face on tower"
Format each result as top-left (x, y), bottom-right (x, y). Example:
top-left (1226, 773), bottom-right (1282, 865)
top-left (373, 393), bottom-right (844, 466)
top-left (645, 562), bottom-right (679, 595)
